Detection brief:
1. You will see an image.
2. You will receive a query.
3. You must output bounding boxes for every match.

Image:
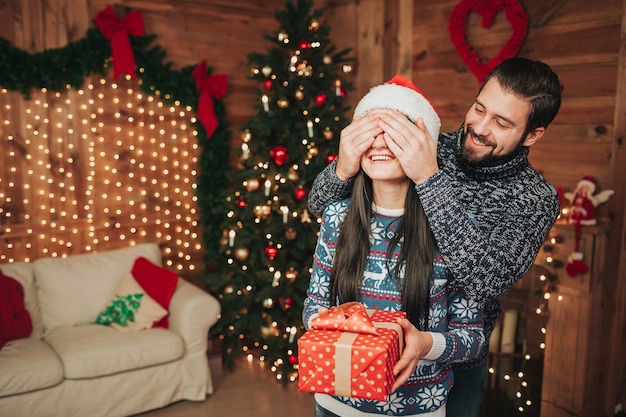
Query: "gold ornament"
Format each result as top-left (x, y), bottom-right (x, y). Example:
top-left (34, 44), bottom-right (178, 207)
top-left (296, 61), bottom-right (313, 77)
top-left (285, 228), bottom-right (297, 240)
top-left (309, 19), bottom-right (320, 31)
top-left (308, 146), bottom-right (319, 157)
top-left (261, 65), bottom-right (273, 77)
top-left (294, 90), bottom-right (304, 100)
top-left (285, 268), bottom-right (298, 282)
top-left (287, 167), bottom-right (299, 181)
top-left (234, 247), bottom-right (249, 261)
top-left (277, 98), bottom-right (289, 108)
top-left (254, 204), bottom-right (271, 219)
top-left (262, 298), bottom-right (274, 308)
top-left (323, 55), bottom-right (332, 64)
top-left (246, 178), bottom-right (260, 192)
top-left (323, 129), bottom-right (334, 140)
top-left (224, 285), bottom-right (234, 294)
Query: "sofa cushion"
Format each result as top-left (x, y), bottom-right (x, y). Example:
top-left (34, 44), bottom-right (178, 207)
top-left (45, 324), bottom-right (184, 379)
top-left (33, 243), bottom-right (161, 332)
top-left (0, 261), bottom-right (42, 339)
top-left (0, 338), bottom-right (63, 397)
top-left (96, 272), bottom-right (168, 332)
top-left (0, 270), bottom-right (33, 348)
top-left (131, 256), bottom-right (178, 328)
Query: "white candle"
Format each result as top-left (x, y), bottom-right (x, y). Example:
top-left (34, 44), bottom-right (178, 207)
top-left (264, 179), bottom-right (271, 197)
top-left (288, 326), bottom-right (297, 343)
top-left (241, 143), bottom-right (250, 159)
top-left (335, 79), bottom-right (341, 96)
top-left (281, 205), bottom-right (289, 223)
top-left (272, 271), bottom-right (281, 287)
top-left (307, 120), bottom-right (313, 138)
top-left (228, 229), bottom-right (236, 247)
top-left (500, 309), bottom-right (518, 354)
top-left (489, 319), bottom-right (502, 353)
top-left (262, 95), bottom-right (269, 112)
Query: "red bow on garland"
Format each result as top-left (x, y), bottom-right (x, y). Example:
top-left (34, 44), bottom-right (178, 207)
top-left (192, 60), bottom-right (228, 137)
top-left (95, 6), bottom-right (144, 80)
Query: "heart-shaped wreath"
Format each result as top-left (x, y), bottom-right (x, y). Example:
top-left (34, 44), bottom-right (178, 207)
top-left (449, 0), bottom-right (528, 82)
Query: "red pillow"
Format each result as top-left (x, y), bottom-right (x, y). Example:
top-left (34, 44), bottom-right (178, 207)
top-left (131, 257), bottom-right (178, 328)
top-left (0, 270), bottom-right (33, 349)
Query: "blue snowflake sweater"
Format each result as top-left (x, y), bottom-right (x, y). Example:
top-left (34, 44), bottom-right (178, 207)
top-left (307, 126), bottom-right (560, 367)
top-left (303, 202), bottom-right (485, 416)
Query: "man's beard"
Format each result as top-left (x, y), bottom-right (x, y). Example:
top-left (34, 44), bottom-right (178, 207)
top-left (460, 126), bottom-right (525, 168)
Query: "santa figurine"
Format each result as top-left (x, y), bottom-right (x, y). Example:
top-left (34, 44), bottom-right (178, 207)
top-left (564, 176), bottom-right (614, 225)
top-left (563, 176), bottom-right (614, 277)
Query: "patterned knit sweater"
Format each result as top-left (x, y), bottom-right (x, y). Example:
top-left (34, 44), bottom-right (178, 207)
top-left (307, 126), bottom-right (561, 365)
top-left (303, 202), bottom-right (485, 416)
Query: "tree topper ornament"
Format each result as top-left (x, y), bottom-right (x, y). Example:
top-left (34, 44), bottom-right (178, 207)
top-left (562, 176), bottom-right (614, 277)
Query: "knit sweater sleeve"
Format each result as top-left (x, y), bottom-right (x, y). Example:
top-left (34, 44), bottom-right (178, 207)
top-left (415, 171), bottom-right (560, 303)
top-left (307, 160), bottom-right (354, 217)
top-left (302, 205), bottom-right (337, 329)
top-left (424, 288), bottom-right (485, 364)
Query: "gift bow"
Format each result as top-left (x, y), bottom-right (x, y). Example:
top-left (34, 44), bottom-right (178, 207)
top-left (311, 303), bottom-right (381, 336)
top-left (95, 6), bottom-right (144, 80)
top-left (192, 60), bottom-right (228, 138)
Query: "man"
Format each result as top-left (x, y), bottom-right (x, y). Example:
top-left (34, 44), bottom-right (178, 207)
top-left (307, 57), bottom-right (562, 417)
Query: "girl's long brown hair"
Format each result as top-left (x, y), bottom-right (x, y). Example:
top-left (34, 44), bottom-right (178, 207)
top-left (328, 169), bottom-right (436, 329)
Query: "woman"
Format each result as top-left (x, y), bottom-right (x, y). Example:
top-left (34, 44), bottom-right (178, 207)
top-left (303, 76), bottom-right (485, 417)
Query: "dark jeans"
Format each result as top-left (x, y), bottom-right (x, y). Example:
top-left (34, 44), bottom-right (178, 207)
top-left (314, 402), bottom-right (340, 417)
top-left (447, 359), bottom-right (487, 417)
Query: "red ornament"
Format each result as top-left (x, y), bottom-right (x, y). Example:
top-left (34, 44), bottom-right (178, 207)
top-left (269, 145), bottom-right (289, 166)
top-left (298, 41), bottom-right (311, 49)
top-left (314, 93), bottom-right (327, 106)
top-left (288, 354), bottom-right (298, 365)
top-left (265, 245), bottom-right (279, 261)
top-left (448, 0), bottom-right (528, 83)
top-left (263, 79), bottom-right (272, 89)
top-left (326, 154), bottom-right (336, 164)
top-left (236, 197), bottom-right (248, 208)
top-left (279, 295), bottom-right (293, 310)
top-left (294, 186), bottom-right (306, 201)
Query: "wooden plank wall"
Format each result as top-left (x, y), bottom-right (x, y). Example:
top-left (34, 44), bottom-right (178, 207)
top-left (1, 0), bottom-right (625, 413)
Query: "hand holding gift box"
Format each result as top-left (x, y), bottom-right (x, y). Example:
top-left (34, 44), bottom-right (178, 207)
top-left (298, 303), bottom-right (405, 401)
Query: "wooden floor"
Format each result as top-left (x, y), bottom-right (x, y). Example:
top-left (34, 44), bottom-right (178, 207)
top-left (134, 356), bottom-right (315, 417)
top-left (134, 354), bottom-right (545, 417)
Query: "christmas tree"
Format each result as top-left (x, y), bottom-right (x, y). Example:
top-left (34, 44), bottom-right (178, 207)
top-left (207, 0), bottom-right (353, 382)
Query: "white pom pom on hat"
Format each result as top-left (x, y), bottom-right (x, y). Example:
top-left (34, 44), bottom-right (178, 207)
top-left (353, 74), bottom-right (441, 142)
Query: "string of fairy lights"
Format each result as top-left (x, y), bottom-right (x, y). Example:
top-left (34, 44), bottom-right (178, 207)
top-left (0, 74), bottom-right (202, 273)
top-left (486, 212), bottom-right (568, 413)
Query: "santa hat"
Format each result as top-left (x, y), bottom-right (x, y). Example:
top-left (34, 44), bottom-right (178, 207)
top-left (576, 176), bottom-right (596, 195)
top-left (353, 75), bottom-right (441, 142)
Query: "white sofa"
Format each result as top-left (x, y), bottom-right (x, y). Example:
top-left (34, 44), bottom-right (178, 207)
top-left (0, 242), bottom-right (221, 417)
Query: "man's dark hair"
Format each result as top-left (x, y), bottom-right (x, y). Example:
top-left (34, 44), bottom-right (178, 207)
top-left (481, 57), bottom-right (563, 132)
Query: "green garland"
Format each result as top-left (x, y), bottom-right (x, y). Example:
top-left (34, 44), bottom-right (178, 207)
top-left (0, 27), bottom-right (230, 274)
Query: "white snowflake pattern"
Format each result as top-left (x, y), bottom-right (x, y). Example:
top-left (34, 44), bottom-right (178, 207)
top-left (369, 218), bottom-right (386, 244)
top-left (308, 274), bottom-right (328, 296)
top-left (452, 297), bottom-right (480, 320)
top-left (415, 384), bottom-right (446, 410)
top-left (377, 391), bottom-right (405, 414)
top-left (325, 203), bottom-right (347, 230)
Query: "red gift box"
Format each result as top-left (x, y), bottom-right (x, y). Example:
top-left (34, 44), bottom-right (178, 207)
top-left (298, 303), bottom-right (405, 401)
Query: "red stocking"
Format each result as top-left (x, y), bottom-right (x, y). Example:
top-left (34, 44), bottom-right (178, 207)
top-left (566, 221), bottom-right (588, 277)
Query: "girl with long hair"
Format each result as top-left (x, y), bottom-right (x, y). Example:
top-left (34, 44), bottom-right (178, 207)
top-left (303, 76), bottom-right (485, 417)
